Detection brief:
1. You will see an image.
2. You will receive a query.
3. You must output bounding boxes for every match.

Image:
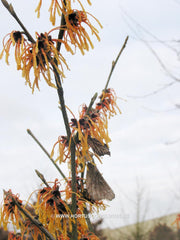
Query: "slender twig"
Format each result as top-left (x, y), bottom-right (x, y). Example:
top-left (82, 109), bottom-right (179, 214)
top-left (35, 169), bottom-right (50, 187)
top-left (1, 0), bottom-right (35, 43)
top-left (86, 92), bottom-right (98, 115)
top-left (104, 36), bottom-right (129, 90)
top-left (3, 190), bottom-right (56, 240)
top-left (52, 67), bottom-right (71, 139)
top-left (27, 129), bottom-right (68, 182)
top-left (128, 81), bottom-right (175, 98)
top-left (83, 205), bottom-right (94, 232)
top-left (144, 40), bottom-right (180, 82)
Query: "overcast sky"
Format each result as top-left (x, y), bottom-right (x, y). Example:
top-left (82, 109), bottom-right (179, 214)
top-left (0, 0), bottom-right (180, 229)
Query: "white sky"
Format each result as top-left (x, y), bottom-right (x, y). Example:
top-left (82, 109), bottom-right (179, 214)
top-left (0, 0), bottom-right (180, 229)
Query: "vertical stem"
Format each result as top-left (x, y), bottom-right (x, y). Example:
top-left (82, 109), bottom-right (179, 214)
top-left (53, 67), bottom-right (71, 139)
top-left (57, 13), bottom-right (66, 52)
top-left (54, 2), bottom-right (78, 237)
top-left (70, 139), bottom-right (78, 239)
top-left (53, 66), bottom-right (77, 239)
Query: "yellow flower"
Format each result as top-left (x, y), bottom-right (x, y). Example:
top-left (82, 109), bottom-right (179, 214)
top-left (51, 136), bottom-right (70, 163)
top-left (35, 0), bottom-right (92, 25)
top-left (35, 0), bottom-right (42, 18)
top-left (0, 31), bottom-right (27, 70)
top-left (35, 0), bottom-right (63, 25)
top-left (20, 218), bottom-right (46, 240)
top-left (63, 10), bottom-right (102, 55)
top-left (0, 31), bottom-right (69, 92)
top-left (21, 32), bottom-right (69, 92)
top-left (0, 190), bottom-right (23, 231)
top-left (49, 0), bottom-right (63, 26)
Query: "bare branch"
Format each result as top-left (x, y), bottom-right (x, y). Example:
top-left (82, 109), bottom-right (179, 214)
top-left (105, 36), bottom-right (129, 90)
top-left (128, 81), bottom-right (175, 99)
top-left (35, 170), bottom-right (50, 187)
top-left (1, 0), bottom-right (35, 43)
top-left (27, 129), bottom-right (68, 182)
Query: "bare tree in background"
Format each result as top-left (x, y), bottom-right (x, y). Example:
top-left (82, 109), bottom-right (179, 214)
top-left (116, 178), bottom-right (151, 240)
top-left (119, 4), bottom-right (180, 146)
top-left (119, 4), bottom-right (180, 99)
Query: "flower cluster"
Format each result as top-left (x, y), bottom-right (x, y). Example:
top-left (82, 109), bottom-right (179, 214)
top-left (1, 181), bottom-right (101, 239)
top-left (0, 190), bottom-right (45, 240)
top-left (0, 0), bottom-right (102, 92)
top-left (45, 9), bottom-right (102, 55)
top-left (96, 88), bottom-right (121, 118)
top-left (22, 32), bottom-right (69, 91)
top-left (35, 0), bottom-right (102, 55)
top-left (35, 179), bottom-right (73, 237)
top-left (52, 88), bottom-right (120, 169)
top-left (0, 190), bottom-right (23, 231)
top-left (0, 30), bottom-right (69, 92)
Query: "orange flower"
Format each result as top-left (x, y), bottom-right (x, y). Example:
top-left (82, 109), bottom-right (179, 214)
top-left (52, 90), bottom-right (120, 168)
top-left (63, 10), bottom-right (102, 55)
top-left (51, 132), bottom-right (91, 171)
top-left (57, 234), bottom-right (70, 240)
top-left (96, 88), bottom-right (121, 118)
top-left (80, 232), bottom-right (100, 240)
top-left (8, 232), bottom-right (22, 240)
top-left (0, 190), bottom-right (23, 231)
top-left (70, 105), bottom-right (111, 151)
top-left (0, 31), bottom-right (27, 70)
top-left (51, 103), bottom-right (111, 167)
top-left (35, 179), bottom-right (73, 236)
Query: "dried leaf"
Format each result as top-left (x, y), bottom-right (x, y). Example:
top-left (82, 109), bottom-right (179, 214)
top-left (87, 136), bottom-right (110, 156)
top-left (86, 162), bottom-right (115, 201)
